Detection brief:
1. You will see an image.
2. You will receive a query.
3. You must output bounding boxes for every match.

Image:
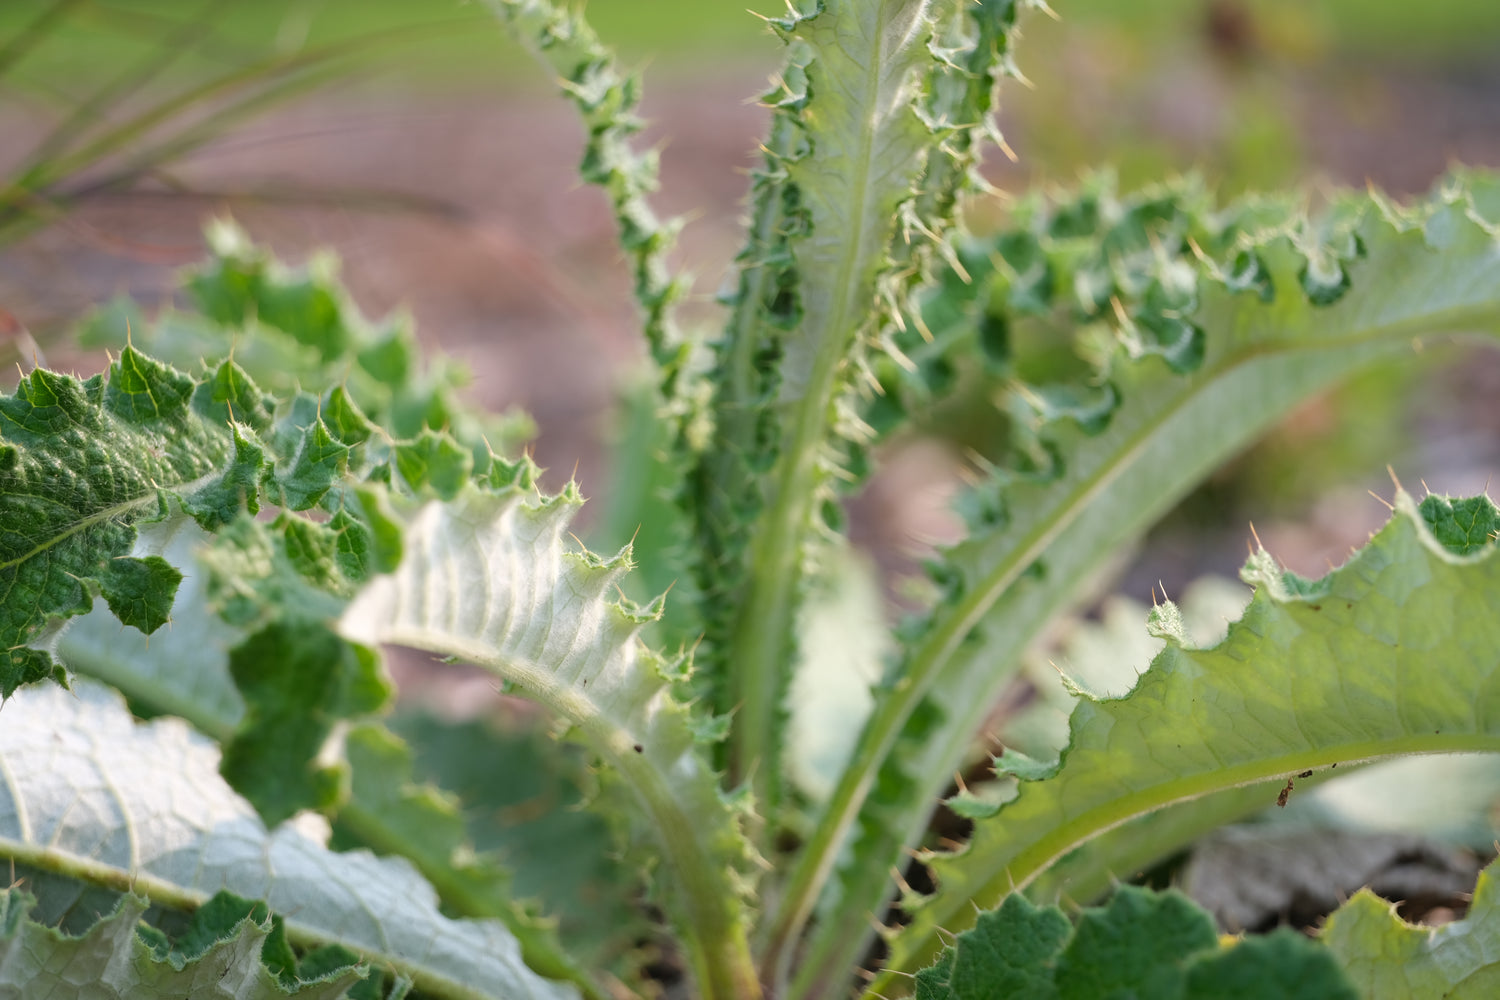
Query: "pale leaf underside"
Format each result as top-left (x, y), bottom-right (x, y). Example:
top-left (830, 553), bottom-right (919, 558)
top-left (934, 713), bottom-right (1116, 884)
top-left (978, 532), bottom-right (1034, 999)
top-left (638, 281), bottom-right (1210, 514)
top-left (339, 488), bottom-right (757, 995)
top-left (0, 681), bottom-right (577, 1000)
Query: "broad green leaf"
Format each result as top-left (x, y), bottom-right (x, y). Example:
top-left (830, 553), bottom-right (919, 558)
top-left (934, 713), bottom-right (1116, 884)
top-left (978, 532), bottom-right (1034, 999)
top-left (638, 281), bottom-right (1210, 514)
top-left (950, 893), bottom-right (1071, 998)
top-left (1180, 932), bottom-right (1360, 1000)
top-left (0, 349), bottom-right (239, 693)
top-left (1053, 889), bottom-right (1220, 998)
top-left (51, 519), bottom-right (604, 997)
top-left (336, 721), bottom-right (621, 996)
top-left (797, 172), bottom-right (1500, 993)
top-left (1323, 857), bottom-right (1500, 998)
top-left (0, 889), bottom-right (367, 999)
top-left (0, 680), bottom-right (577, 1000)
top-left (340, 486), bottom-right (760, 997)
top-left (908, 886), bottom-right (1356, 1000)
top-left (875, 490), bottom-right (1500, 985)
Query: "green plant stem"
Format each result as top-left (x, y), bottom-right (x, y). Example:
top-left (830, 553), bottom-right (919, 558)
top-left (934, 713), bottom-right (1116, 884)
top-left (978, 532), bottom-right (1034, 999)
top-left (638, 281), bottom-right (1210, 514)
top-left (17, 0), bottom-right (219, 174)
top-left (1024, 769), bottom-right (1353, 908)
top-left (0, 30), bottom-right (398, 238)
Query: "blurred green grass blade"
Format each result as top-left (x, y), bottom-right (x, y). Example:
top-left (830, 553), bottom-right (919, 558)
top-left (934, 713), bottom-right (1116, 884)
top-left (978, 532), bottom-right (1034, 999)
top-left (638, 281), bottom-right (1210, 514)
top-left (79, 58), bottom-right (356, 194)
top-left (0, 25), bottom-right (414, 247)
top-left (17, 0), bottom-right (221, 175)
top-left (0, 0), bottom-right (85, 79)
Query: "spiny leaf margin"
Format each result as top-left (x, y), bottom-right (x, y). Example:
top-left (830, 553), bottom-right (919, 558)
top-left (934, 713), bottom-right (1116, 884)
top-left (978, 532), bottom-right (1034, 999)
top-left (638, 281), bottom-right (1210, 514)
top-left (874, 488), bottom-right (1500, 987)
top-left (791, 170), bottom-right (1500, 996)
top-left (339, 486), bottom-right (760, 998)
top-left (1322, 856), bottom-right (1500, 997)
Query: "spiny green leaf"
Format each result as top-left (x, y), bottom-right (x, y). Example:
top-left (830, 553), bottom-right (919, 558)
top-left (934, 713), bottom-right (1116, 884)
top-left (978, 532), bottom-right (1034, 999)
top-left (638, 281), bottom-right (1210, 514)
top-left (105, 345), bottom-right (195, 422)
top-left (181, 422), bottom-right (266, 530)
top-left (187, 220), bottom-right (354, 363)
top-left (49, 517), bottom-right (599, 997)
top-left (1053, 889), bottom-right (1219, 999)
top-left (0, 889), bottom-right (366, 999)
top-left (0, 348), bottom-right (241, 692)
top-left (395, 429), bottom-right (473, 500)
top-left (340, 486), bottom-right (759, 995)
top-left (50, 518), bottom-right (249, 729)
top-left (877, 490), bottom-right (1500, 983)
top-left (708, 0), bottom-right (1017, 838)
top-left (804, 172), bottom-right (1500, 993)
top-left (193, 357), bottom-right (276, 431)
top-left (484, 0), bottom-right (690, 395)
top-left (0, 681), bottom-right (578, 1000)
top-left (1420, 492), bottom-right (1500, 556)
top-left (82, 223), bottom-right (532, 461)
top-left (909, 886), bottom-right (1356, 1000)
top-left (324, 385), bottom-right (376, 446)
top-left (950, 893), bottom-right (1070, 998)
top-left (914, 948), bottom-right (957, 1000)
top-left (1323, 857), bottom-right (1500, 998)
top-left (271, 414), bottom-right (350, 510)
top-left (97, 554), bottom-right (182, 634)
top-left (195, 513), bottom-right (393, 822)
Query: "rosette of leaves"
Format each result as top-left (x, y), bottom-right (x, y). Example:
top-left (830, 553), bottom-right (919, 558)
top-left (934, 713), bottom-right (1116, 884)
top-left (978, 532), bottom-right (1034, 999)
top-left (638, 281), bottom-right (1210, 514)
top-left (6, 0), bottom-right (1500, 998)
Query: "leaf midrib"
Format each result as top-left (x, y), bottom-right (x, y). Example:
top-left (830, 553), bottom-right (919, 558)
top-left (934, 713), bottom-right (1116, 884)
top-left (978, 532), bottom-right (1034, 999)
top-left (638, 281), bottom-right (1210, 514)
top-left (730, 0), bottom-right (924, 800)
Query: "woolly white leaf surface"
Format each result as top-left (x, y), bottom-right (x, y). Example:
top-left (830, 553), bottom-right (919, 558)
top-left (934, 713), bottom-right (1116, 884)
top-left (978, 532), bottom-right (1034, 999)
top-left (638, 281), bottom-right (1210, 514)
top-left (0, 681), bottom-right (576, 1000)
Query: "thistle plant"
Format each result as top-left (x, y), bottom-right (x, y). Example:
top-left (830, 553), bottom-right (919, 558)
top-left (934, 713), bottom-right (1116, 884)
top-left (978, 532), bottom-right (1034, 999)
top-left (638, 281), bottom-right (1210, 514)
top-left (4, 2), bottom-right (1500, 999)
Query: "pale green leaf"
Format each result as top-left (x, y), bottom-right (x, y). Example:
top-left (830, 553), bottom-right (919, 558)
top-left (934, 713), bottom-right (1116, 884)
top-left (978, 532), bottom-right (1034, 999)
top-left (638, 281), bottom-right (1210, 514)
top-left (799, 173), bottom-right (1500, 994)
top-left (340, 487), bottom-right (759, 995)
top-left (1323, 858), bottom-right (1500, 998)
top-left (875, 490), bottom-right (1500, 984)
top-left (51, 520), bottom-right (602, 996)
top-left (0, 890), bottom-right (365, 999)
top-left (0, 680), bottom-right (577, 1000)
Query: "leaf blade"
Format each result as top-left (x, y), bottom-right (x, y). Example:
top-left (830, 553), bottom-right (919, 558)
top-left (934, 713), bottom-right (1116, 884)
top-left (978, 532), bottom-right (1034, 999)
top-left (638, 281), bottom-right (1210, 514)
top-left (0, 681), bottom-right (578, 1000)
top-left (875, 490), bottom-right (1500, 984)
